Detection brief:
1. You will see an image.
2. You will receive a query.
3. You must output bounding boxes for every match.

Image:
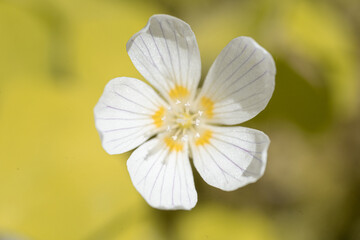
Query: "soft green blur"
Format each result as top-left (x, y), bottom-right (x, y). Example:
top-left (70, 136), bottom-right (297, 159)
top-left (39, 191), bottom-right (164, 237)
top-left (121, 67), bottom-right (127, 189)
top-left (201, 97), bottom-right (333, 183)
top-left (1, 0), bottom-right (359, 239)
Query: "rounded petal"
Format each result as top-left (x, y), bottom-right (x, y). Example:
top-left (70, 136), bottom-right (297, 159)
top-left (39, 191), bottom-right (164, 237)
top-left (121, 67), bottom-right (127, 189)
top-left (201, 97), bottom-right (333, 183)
top-left (126, 14), bottom-right (201, 102)
top-left (196, 37), bottom-right (275, 124)
top-left (94, 77), bottom-right (168, 154)
top-left (127, 138), bottom-right (197, 210)
top-left (190, 126), bottom-right (269, 191)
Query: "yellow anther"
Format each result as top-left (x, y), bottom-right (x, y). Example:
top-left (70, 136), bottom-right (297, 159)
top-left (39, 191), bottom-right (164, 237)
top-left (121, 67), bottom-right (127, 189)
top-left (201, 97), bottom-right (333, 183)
top-left (178, 113), bottom-right (192, 128)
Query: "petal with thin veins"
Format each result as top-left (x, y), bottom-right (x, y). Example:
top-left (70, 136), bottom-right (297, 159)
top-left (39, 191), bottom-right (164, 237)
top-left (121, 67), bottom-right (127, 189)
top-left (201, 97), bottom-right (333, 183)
top-left (94, 77), bottom-right (168, 154)
top-left (126, 14), bottom-right (201, 102)
top-left (196, 37), bottom-right (276, 125)
top-left (127, 138), bottom-right (197, 210)
top-left (190, 126), bottom-right (269, 191)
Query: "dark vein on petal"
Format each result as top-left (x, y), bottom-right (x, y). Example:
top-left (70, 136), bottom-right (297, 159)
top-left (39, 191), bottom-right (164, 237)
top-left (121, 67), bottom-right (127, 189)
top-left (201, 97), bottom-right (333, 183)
top-left (212, 136), bottom-right (263, 163)
top-left (149, 163), bottom-right (164, 202)
top-left (120, 83), bottom-right (165, 108)
top-left (135, 37), bottom-right (172, 92)
top-left (218, 70), bottom-right (268, 102)
top-left (214, 91), bottom-right (264, 109)
top-left (131, 39), bottom-right (171, 93)
top-left (227, 58), bottom-right (266, 89)
top-left (106, 127), bottom-right (151, 147)
top-left (158, 19), bottom-right (176, 82)
top-left (180, 153), bottom-right (191, 205)
top-left (205, 144), bottom-right (247, 183)
top-left (110, 132), bottom-right (149, 152)
top-left (214, 97), bottom-right (270, 117)
top-left (184, 28), bottom-right (191, 90)
top-left (159, 160), bottom-right (167, 207)
top-left (113, 90), bottom-right (153, 112)
top-left (172, 153), bottom-right (177, 207)
top-left (216, 39), bottom-right (245, 81)
top-left (131, 39), bottom-right (156, 67)
top-left (210, 131), bottom-right (268, 145)
top-left (129, 53), bottom-right (168, 93)
top-left (139, 35), bottom-right (157, 66)
top-left (222, 45), bottom-right (253, 85)
top-left (169, 20), bottom-right (182, 87)
top-left (103, 123), bottom-right (152, 133)
top-left (202, 146), bottom-right (228, 183)
top-left (95, 116), bottom-right (150, 121)
top-left (149, 25), bottom-right (174, 85)
top-left (136, 150), bottom-right (159, 185)
top-left (240, 95), bottom-right (270, 110)
top-left (104, 105), bottom-right (148, 116)
top-left (208, 141), bottom-right (258, 175)
top-left (133, 142), bottom-right (160, 180)
top-left (211, 46), bottom-right (253, 99)
top-left (215, 42), bottom-right (232, 73)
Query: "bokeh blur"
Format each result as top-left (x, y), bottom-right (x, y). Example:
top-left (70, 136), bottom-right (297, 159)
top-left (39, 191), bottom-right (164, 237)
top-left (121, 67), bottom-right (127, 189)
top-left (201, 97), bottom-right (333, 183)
top-left (1, 0), bottom-right (359, 239)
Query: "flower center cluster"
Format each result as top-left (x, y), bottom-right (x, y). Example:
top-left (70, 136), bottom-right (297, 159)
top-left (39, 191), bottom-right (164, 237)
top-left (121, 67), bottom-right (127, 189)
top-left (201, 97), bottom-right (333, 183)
top-left (165, 101), bottom-right (203, 143)
top-left (151, 86), bottom-right (214, 151)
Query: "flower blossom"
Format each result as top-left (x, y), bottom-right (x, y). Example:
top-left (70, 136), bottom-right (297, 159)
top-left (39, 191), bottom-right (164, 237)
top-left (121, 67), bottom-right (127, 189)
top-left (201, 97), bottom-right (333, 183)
top-left (94, 15), bottom-right (276, 210)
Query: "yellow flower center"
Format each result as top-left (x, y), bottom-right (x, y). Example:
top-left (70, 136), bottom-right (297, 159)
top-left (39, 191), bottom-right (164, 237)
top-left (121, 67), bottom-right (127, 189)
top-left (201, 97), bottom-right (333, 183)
top-left (151, 85), bottom-right (215, 151)
top-left (176, 112), bottom-right (195, 129)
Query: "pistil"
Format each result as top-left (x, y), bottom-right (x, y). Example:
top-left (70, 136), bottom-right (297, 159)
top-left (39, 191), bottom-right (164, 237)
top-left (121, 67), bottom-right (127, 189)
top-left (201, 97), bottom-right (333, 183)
top-left (162, 100), bottom-right (205, 147)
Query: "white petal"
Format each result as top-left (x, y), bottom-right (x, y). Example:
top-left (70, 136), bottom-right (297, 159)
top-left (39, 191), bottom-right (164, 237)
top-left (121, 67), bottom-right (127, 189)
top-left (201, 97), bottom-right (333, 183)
top-left (196, 37), bottom-right (275, 124)
top-left (94, 77), bottom-right (168, 154)
top-left (127, 14), bottom-right (201, 102)
top-left (190, 126), bottom-right (269, 191)
top-left (127, 138), bottom-right (197, 210)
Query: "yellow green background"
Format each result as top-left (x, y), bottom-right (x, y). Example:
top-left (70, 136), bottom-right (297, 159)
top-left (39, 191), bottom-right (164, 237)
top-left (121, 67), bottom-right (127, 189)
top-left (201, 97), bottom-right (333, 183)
top-left (1, 0), bottom-right (359, 239)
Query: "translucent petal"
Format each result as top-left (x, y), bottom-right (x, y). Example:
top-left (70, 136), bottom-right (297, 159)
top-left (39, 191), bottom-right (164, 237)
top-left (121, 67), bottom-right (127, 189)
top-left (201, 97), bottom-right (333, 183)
top-left (94, 77), bottom-right (168, 154)
top-left (190, 126), bottom-right (269, 191)
top-left (196, 37), bottom-right (275, 124)
top-left (127, 138), bottom-right (197, 210)
top-left (127, 14), bottom-right (201, 102)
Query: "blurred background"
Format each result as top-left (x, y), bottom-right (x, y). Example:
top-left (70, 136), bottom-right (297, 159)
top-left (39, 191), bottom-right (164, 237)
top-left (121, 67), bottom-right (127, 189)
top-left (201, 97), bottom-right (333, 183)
top-left (1, 0), bottom-right (359, 239)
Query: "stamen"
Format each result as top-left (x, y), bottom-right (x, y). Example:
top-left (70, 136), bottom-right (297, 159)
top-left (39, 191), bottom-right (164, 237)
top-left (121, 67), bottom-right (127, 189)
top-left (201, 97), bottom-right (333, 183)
top-left (172, 129), bottom-right (181, 139)
top-left (162, 94), bottom-right (209, 151)
top-left (195, 119), bottom-right (201, 126)
top-left (181, 134), bottom-right (188, 142)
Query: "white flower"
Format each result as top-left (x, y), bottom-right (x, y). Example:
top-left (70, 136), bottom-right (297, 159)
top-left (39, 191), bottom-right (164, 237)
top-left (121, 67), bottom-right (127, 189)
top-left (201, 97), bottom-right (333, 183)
top-left (94, 15), bottom-right (276, 210)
